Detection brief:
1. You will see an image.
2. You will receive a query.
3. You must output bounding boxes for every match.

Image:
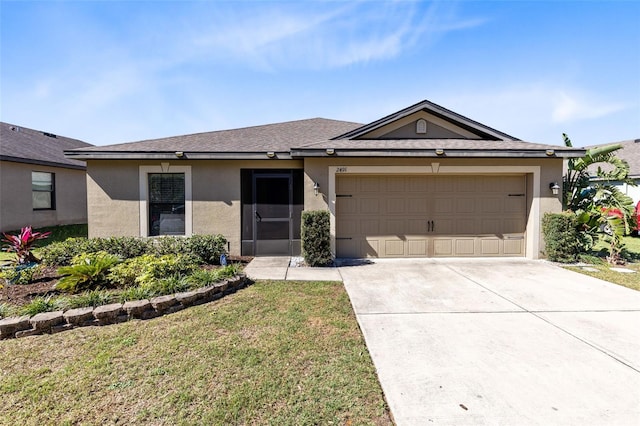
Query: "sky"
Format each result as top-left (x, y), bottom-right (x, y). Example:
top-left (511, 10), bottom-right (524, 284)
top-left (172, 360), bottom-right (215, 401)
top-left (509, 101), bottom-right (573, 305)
top-left (1, 0), bottom-right (639, 147)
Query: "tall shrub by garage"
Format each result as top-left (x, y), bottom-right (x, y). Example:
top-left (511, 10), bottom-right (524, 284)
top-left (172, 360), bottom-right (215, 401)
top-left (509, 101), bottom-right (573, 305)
top-left (301, 210), bottom-right (332, 267)
top-left (542, 212), bottom-right (580, 263)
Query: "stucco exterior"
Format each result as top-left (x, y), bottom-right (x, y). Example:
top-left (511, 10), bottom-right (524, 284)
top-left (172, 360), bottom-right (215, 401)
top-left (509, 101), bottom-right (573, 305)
top-left (0, 160), bottom-right (87, 232)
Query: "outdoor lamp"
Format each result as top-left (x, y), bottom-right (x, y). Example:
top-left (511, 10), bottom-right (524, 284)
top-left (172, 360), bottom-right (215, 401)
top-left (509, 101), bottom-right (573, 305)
top-left (313, 182), bottom-right (320, 196)
top-left (175, 151), bottom-right (184, 158)
top-left (549, 182), bottom-right (560, 195)
top-left (266, 151), bottom-right (275, 158)
top-left (435, 148), bottom-right (445, 155)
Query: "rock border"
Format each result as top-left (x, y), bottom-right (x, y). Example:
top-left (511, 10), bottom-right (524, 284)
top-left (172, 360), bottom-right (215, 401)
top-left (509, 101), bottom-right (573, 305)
top-left (0, 274), bottom-right (247, 339)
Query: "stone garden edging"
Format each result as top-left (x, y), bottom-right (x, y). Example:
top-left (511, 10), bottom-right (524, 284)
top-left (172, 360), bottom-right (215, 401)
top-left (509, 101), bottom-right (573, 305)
top-left (0, 274), bottom-right (248, 339)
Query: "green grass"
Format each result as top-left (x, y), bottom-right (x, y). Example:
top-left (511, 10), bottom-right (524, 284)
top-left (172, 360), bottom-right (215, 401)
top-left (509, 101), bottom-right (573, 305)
top-left (1, 224), bottom-right (88, 263)
top-left (566, 235), bottom-right (640, 291)
top-left (0, 280), bottom-right (391, 425)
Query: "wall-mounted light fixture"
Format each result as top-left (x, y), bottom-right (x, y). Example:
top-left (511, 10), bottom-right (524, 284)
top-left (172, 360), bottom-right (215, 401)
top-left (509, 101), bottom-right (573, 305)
top-left (313, 182), bottom-right (320, 196)
top-left (435, 148), bottom-right (445, 156)
top-left (326, 148), bottom-right (335, 155)
top-left (545, 149), bottom-right (555, 156)
top-left (175, 151), bottom-right (184, 158)
top-left (549, 182), bottom-right (560, 195)
top-left (266, 151), bottom-right (275, 158)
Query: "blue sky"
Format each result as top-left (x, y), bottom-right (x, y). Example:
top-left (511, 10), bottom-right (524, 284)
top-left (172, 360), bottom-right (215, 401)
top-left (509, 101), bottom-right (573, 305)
top-left (1, 0), bottom-right (638, 147)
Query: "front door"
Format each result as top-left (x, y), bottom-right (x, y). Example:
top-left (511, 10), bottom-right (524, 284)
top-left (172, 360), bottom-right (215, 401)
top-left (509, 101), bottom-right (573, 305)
top-left (253, 174), bottom-right (292, 255)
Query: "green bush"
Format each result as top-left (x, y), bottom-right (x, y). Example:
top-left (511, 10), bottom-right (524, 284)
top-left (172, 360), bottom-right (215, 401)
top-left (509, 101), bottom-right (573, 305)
top-left (107, 254), bottom-right (198, 288)
top-left (0, 303), bottom-right (10, 319)
top-left (0, 264), bottom-right (41, 285)
top-left (40, 235), bottom-right (227, 267)
top-left (542, 213), bottom-right (581, 263)
top-left (186, 234), bottom-right (227, 264)
top-left (56, 251), bottom-right (121, 293)
top-left (301, 210), bottom-right (333, 267)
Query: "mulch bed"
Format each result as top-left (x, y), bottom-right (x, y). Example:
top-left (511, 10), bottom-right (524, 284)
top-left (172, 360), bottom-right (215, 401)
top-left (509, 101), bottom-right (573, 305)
top-left (1, 255), bottom-right (253, 308)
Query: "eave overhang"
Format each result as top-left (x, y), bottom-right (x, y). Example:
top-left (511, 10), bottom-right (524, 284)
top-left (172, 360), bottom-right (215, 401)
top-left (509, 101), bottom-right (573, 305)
top-left (64, 151), bottom-right (295, 161)
top-left (290, 148), bottom-right (586, 159)
top-left (1, 155), bottom-right (86, 170)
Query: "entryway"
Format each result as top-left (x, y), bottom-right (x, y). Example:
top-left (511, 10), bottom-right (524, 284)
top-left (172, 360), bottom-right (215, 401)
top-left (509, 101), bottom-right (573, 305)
top-left (241, 169), bottom-right (303, 256)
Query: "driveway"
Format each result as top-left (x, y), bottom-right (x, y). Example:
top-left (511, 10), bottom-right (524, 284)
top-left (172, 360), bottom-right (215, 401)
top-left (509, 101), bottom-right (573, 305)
top-left (338, 258), bottom-right (640, 425)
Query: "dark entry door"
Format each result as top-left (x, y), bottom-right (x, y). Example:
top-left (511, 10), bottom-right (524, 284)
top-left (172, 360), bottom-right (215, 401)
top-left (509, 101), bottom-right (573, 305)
top-left (254, 174), bottom-right (292, 255)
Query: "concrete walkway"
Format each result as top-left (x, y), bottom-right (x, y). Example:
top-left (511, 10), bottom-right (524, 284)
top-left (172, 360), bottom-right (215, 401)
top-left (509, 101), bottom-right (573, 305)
top-left (340, 258), bottom-right (640, 426)
top-left (243, 257), bottom-right (343, 281)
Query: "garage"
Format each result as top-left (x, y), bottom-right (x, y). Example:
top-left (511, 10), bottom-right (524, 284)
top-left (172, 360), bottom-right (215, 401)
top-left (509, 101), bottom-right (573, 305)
top-left (336, 174), bottom-right (527, 258)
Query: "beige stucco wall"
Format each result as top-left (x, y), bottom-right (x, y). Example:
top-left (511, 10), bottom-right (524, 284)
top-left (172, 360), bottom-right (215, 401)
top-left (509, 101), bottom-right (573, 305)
top-left (0, 160), bottom-right (87, 232)
top-left (86, 156), bottom-right (563, 258)
top-left (302, 157), bottom-right (564, 258)
top-left (86, 159), bottom-right (303, 255)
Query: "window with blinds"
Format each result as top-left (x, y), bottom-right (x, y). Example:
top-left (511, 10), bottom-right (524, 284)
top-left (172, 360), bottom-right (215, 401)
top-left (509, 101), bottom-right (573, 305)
top-left (148, 173), bottom-right (185, 236)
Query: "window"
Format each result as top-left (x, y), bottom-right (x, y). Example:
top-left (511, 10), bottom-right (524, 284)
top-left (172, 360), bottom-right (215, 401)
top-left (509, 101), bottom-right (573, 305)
top-left (148, 173), bottom-right (185, 236)
top-left (32, 171), bottom-right (55, 210)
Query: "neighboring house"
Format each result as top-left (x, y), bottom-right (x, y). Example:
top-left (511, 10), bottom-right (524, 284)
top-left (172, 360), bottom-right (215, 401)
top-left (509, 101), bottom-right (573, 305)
top-left (65, 100), bottom-right (584, 259)
top-left (0, 122), bottom-right (92, 232)
top-left (587, 139), bottom-right (640, 204)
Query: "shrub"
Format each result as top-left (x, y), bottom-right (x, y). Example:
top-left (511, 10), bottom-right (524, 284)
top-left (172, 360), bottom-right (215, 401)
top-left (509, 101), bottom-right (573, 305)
top-left (186, 234), bottom-right (227, 264)
top-left (542, 213), bottom-right (581, 263)
top-left (152, 236), bottom-right (190, 257)
top-left (301, 210), bottom-right (333, 267)
top-left (0, 264), bottom-right (41, 285)
top-left (20, 296), bottom-right (60, 316)
top-left (107, 254), bottom-right (198, 288)
top-left (2, 226), bottom-right (51, 264)
top-left (56, 251), bottom-right (121, 293)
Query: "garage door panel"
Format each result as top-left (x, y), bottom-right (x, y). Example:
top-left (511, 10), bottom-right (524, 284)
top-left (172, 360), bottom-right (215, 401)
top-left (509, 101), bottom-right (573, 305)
top-left (360, 198), bottom-right (380, 214)
top-left (408, 239), bottom-right (428, 256)
top-left (385, 219), bottom-right (406, 235)
top-left (384, 240), bottom-right (405, 256)
top-left (481, 239), bottom-right (500, 255)
top-left (386, 198), bottom-right (407, 214)
top-left (335, 174), bottom-right (527, 258)
top-left (336, 197), bottom-right (357, 214)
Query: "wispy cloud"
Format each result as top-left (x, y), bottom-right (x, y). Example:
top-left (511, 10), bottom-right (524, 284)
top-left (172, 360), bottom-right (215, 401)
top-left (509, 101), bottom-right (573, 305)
top-left (182, 1), bottom-right (487, 70)
top-left (551, 91), bottom-right (627, 123)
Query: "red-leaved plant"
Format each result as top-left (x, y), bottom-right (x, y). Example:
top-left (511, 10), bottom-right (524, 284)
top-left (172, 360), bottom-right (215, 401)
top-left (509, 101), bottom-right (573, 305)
top-left (1, 226), bottom-right (52, 264)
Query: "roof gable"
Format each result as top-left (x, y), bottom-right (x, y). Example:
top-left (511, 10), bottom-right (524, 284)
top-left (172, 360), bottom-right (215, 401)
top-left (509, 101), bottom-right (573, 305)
top-left (333, 99), bottom-right (519, 141)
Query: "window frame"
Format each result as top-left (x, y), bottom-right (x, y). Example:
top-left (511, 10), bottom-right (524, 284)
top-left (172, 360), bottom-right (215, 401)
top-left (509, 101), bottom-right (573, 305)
top-left (32, 171), bottom-right (56, 211)
top-left (139, 165), bottom-right (192, 237)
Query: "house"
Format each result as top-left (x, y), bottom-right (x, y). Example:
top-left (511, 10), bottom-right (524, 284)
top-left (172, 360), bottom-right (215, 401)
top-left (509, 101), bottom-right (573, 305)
top-left (65, 100), bottom-right (585, 259)
top-left (587, 139), bottom-right (640, 204)
top-left (0, 122), bottom-right (92, 232)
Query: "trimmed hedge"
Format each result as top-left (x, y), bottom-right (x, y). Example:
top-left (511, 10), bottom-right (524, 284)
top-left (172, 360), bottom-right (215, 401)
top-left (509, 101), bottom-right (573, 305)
top-left (39, 235), bottom-right (227, 266)
top-left (542, 213), bottom-right (581, 263)
top-left (301, 210), bottom-right (332, 267)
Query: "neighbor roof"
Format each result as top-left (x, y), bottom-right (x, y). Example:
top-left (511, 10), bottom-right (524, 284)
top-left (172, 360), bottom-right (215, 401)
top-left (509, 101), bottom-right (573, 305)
top-left (65, 100), bottom-right (586, 160)
top-left (1, 122), bottom-right (92, 169)
top-left (587, 139), bottom-right (640, 179)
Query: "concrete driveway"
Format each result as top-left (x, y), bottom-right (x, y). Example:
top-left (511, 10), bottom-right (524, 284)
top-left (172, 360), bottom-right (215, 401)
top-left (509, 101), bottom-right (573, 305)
top-left (338, 258), bottom-right (640, 425)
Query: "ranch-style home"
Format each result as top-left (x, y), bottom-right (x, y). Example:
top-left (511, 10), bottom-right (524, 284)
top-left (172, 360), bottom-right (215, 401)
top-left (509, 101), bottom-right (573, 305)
top-left (65, 100), bottom-right (585, 259)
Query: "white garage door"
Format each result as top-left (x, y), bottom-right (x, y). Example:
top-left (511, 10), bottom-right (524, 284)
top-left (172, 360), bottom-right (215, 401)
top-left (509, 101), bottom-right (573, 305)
top-left (336, 175), bottom-right (527, 258)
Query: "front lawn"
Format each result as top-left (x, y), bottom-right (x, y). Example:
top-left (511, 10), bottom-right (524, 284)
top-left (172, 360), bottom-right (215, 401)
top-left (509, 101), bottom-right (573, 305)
top-left (0, 280), bottom-right (391, 425)
top-left (565, 235), bottom-right (640, 291)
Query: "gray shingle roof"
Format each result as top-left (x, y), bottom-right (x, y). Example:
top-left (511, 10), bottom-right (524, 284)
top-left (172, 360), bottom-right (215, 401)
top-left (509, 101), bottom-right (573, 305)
top-left (587, 139), bottom-right (640, 178)
top-left (69, 118), bottom-right (362, 153)
top-left (1, 122), bottom-right (92, 169)
top-left (295, 138), bottom-right (569, 151)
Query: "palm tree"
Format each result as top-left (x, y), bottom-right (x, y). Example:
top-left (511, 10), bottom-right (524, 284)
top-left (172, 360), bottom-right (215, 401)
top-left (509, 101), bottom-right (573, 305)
top-left (562, 134), bottom-right (636, 262)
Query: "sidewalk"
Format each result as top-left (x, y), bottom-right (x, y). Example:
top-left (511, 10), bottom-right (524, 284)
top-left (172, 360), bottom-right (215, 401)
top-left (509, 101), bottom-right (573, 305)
top-left (243, 257), bottom-right (343, 281)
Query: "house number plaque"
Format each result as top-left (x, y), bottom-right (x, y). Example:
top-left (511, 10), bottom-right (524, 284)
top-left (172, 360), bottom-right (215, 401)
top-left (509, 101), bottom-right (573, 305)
top-left (336, 167), bottom-right (347, 173)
